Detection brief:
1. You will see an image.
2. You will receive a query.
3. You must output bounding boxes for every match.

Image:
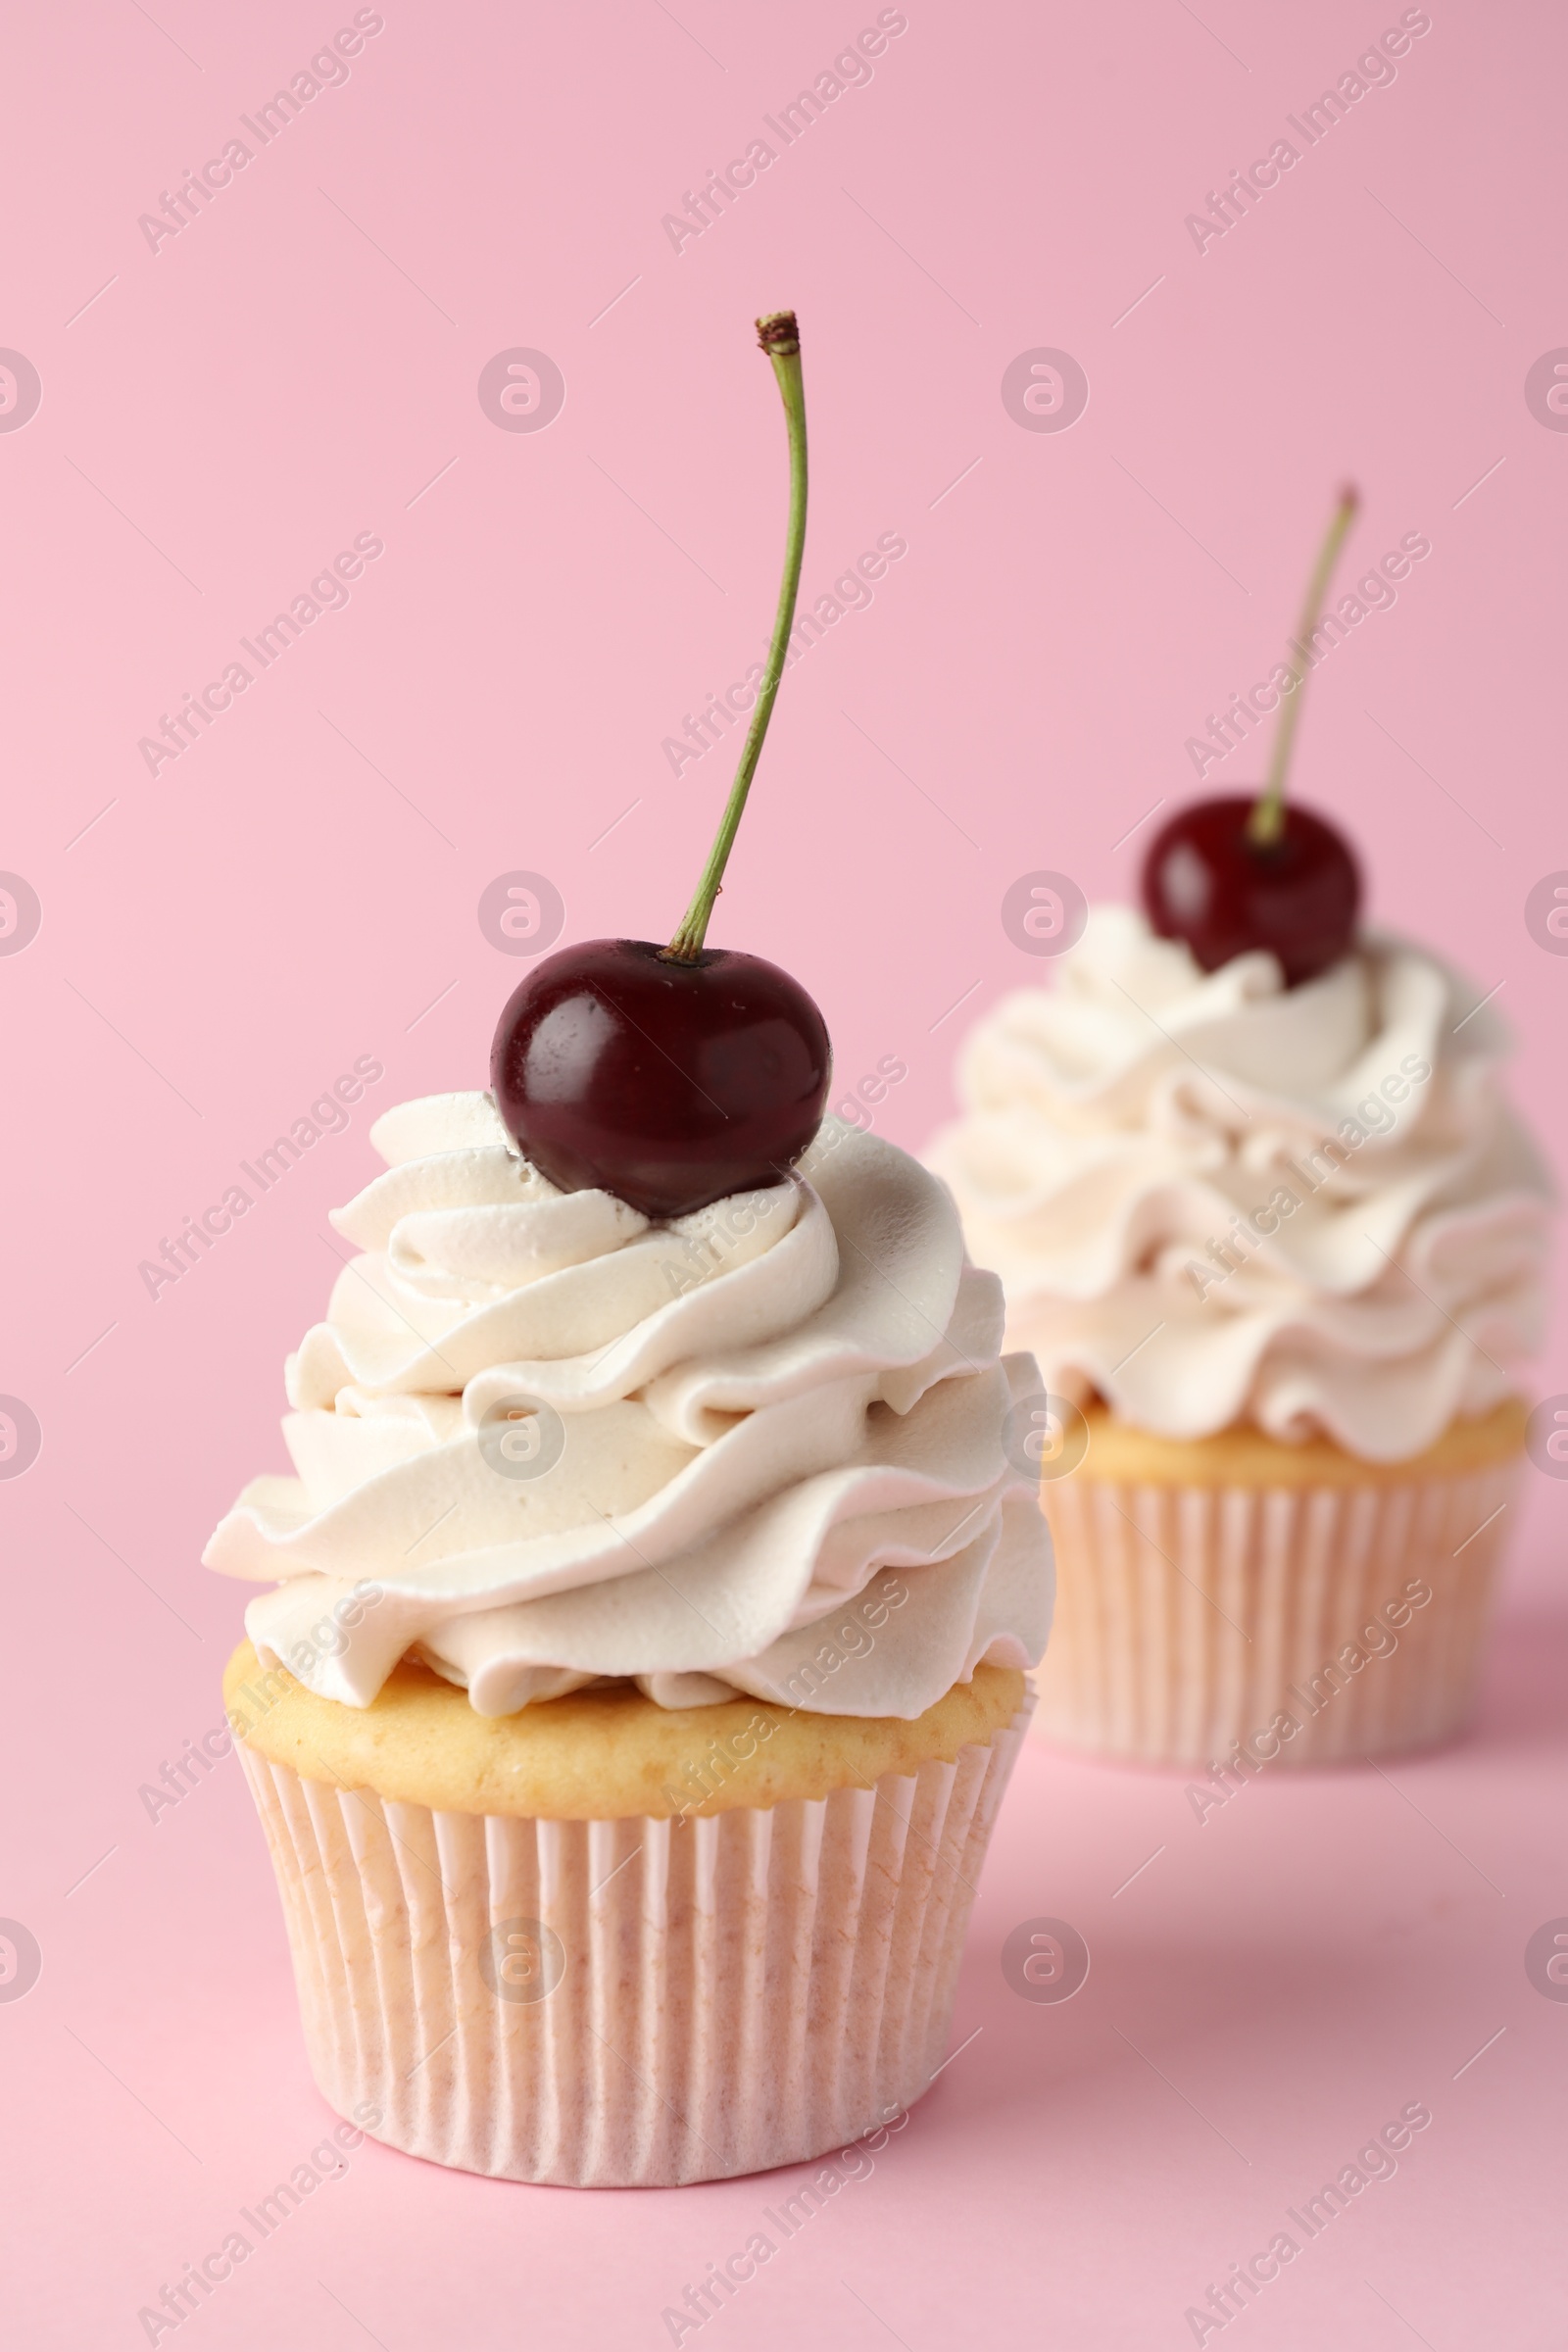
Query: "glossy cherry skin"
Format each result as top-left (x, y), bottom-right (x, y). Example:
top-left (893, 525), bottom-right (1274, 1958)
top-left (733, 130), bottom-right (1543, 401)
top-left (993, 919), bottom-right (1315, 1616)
top-left (1141, 795), bottom-right (1361, 988)
top-left (491, 939), bottom-right (832, 1218)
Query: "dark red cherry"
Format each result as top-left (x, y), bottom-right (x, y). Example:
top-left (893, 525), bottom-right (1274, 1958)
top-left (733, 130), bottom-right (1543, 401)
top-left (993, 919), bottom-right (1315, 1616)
top-left (491, 938), bottom-right (832, 1218)
top-left (490, 317), bottom-right (824, 1217)
top-left (1141, 795), bottom-right (1361, 988)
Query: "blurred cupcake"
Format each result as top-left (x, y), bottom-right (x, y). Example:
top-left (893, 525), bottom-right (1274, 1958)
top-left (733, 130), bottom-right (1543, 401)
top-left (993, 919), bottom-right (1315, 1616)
top-left (207, 1094), bottom-right (1050, 2185)
top-left (926, 905), bottom-right (1550, 1767)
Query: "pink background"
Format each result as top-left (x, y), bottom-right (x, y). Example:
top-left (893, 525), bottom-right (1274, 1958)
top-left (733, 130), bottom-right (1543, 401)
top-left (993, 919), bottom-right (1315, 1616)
top-left (3, 0), bottom-right (1567, 2342)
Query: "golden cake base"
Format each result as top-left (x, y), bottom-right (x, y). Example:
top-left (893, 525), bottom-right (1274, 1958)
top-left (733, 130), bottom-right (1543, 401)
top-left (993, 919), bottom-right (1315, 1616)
top-left (223, 1642), bottom-right (1026, 1818)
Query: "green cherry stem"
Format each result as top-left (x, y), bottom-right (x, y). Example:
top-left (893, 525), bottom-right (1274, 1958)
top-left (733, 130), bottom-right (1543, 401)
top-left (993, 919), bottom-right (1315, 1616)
top-left (664, 311), bottom-right (808, 962)
top-left (1249, 482), bottom-right (1359, 849)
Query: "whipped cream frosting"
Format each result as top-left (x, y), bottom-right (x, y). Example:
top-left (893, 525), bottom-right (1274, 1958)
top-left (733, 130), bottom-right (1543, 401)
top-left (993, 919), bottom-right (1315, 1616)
top-left (925, 907), bottom-right (1551, 1460)
top-left (205, 1095), bottom-right (1051, 1716)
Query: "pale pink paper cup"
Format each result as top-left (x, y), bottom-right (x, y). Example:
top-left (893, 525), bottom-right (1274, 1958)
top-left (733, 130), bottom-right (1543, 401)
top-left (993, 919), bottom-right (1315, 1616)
top-left (1035, 1407), bottom-right (1525, 1769)
top-left (235, 1691), bottom-right (1033, 2187)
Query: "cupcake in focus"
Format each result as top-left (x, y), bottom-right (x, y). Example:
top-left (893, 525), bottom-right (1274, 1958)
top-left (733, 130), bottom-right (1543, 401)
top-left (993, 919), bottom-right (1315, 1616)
top-left (209, 1095), bottom-right (1049, 2183)
top-left (206, 313), bottom-right (1051, 2187)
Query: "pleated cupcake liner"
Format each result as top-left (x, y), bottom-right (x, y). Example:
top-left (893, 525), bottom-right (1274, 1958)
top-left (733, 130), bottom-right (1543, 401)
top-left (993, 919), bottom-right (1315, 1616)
top-left (1035, 1456), bottom-right (1521, 1767)
top-left (236, 1691), bottom-right (1032, 2187)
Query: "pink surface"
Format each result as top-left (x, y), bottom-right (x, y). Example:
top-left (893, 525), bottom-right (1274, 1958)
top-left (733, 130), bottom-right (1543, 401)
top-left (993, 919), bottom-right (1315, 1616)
top-left (3, 0), bottom-right (1566, 2341)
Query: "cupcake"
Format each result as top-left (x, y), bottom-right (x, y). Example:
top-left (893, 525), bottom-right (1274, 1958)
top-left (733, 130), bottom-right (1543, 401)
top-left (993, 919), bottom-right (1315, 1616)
top-left (928, 497), bottom-right (1550, 1771)
top-left (205, 311), bottom-right (1051, 2187)
top-left (209, 1098), bottom-right (1047, 2184)
top-left (927, 908), bottom-right (1545, 1767)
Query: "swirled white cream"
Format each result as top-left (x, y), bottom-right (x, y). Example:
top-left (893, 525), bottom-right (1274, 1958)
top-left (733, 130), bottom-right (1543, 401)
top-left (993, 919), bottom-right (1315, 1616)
top-left (204, 1095), bottom-right (1052, 1716)
top-left (925, 907), bottom-right (1552, 1460)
